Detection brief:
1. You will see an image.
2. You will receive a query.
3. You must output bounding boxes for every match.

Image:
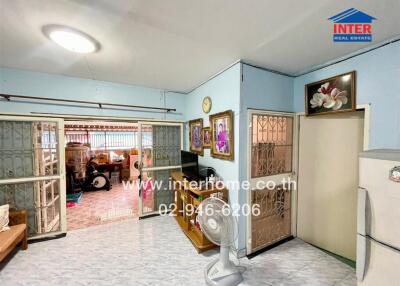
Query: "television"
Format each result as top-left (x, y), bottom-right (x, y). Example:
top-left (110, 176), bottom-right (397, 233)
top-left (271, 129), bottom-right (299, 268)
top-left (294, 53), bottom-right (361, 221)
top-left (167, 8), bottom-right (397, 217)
top-left (181, 150), bottom-right (199, 181)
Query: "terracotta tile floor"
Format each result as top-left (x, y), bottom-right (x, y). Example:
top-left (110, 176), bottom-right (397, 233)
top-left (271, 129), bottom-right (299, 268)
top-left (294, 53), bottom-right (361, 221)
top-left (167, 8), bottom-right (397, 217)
top-left (66, 182), bottom-right (142, 230)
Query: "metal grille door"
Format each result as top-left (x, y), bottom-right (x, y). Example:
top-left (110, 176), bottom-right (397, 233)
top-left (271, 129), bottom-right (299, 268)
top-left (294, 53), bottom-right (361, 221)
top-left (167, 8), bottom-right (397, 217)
top-left (138, 122), bottom-right (182, 218)
top-left (247, 110), bottom-right (294, 254)
top-left (251, 187), bottom-right (291, 251)
top-left (0, 116), bottom-right (66, 238)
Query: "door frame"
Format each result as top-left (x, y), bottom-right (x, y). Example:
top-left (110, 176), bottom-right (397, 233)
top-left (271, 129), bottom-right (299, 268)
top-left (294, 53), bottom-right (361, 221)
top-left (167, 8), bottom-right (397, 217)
top-left (137, 121), bottom-right (184, 218)
top-left (0, 115), bottom-right (66, 239)
top-left (245, 109), bottom-right (299, 255)
top-left (296, 103), bottom-right (370, 150)
top-left (60, 116), bottom-right (184, 223)
top-left (294, 104), bottom-right (370, 258)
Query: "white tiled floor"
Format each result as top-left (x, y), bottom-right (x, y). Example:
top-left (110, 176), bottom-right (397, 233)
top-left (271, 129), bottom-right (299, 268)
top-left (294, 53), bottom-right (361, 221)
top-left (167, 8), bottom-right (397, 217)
top-left (0, 216), bottom-right (355, 286)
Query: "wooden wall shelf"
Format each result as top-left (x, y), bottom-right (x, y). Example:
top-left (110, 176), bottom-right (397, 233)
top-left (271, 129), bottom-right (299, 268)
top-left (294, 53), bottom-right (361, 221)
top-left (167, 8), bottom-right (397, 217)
top-left (171, 171), bottom-right (228, 253)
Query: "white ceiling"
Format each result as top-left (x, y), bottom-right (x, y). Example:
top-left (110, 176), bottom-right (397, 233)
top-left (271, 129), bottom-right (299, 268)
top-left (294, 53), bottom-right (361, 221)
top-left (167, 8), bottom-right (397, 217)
top-left (1, 0), bottom-right (399, 92)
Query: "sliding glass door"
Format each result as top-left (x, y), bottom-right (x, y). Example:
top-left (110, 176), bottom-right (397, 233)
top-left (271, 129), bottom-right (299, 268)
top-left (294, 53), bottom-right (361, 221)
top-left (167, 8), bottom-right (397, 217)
top-left (138, 122), bottom-right (182, 218)
top-left (0, 116), bottom-right (66, 239)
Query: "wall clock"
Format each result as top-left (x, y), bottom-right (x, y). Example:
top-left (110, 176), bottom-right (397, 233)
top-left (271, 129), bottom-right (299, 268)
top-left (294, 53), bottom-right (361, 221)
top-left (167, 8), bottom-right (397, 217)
top-left (202, 96), bottom-right (212, 114)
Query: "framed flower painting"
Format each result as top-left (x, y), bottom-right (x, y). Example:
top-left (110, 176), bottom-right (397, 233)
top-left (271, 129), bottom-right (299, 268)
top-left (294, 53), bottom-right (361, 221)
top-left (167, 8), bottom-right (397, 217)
top-left (305, 71), bottom-right (356, 116)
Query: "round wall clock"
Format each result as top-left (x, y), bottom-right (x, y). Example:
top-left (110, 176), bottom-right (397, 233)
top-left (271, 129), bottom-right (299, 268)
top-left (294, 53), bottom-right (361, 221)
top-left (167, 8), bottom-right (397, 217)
top-left (202, 96), bottom-right (212, 114)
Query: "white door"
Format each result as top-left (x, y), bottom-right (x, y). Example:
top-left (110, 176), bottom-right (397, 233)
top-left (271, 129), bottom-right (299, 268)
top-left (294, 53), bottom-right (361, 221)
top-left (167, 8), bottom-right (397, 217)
top-left (297, 111), bottom-right (364, 260)
top-left (138, 122), bottom-right (183, 218)
top-left (0, 115), bottom-right (66, 239)
top-left (247, 110), bottom-right (296, 254)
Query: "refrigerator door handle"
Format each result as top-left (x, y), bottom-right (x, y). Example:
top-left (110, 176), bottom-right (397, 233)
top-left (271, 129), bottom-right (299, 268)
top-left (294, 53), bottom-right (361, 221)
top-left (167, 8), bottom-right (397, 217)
top-left (357, 235), bottom-right (367, 281)
top-left (357, 188), bottom-right (369, 282)
top-left (357, 187), bottom-right (368, 236)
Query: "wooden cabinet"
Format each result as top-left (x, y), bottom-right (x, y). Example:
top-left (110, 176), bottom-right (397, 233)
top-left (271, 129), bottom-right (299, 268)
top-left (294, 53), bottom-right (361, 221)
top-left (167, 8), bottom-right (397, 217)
top-left (171, 171), bottom-right (228, 253)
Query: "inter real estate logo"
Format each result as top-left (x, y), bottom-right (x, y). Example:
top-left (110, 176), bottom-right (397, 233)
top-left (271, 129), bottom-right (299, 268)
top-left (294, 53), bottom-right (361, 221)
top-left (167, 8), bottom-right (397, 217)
top-left (328, 8), bottom-right (376, 42)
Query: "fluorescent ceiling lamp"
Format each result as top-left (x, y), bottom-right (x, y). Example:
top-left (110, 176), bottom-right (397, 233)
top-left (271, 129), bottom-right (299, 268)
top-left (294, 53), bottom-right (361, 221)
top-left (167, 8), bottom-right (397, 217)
top-left (43, 25), bottom-right (100, 54)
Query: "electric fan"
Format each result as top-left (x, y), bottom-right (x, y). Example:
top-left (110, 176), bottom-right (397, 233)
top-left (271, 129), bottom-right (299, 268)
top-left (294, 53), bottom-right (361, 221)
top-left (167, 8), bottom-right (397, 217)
top-left (198, 197), bottom-right (243, 286)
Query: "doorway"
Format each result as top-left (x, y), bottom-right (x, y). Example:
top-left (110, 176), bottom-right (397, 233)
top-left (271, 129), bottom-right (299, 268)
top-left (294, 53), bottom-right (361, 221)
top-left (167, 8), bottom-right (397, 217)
top-left (64, 119), bottom-right (183, 228)
top-left (64, 120), bottom-right (141, 230)
top-left (297, 110), bottom-right (365, 260)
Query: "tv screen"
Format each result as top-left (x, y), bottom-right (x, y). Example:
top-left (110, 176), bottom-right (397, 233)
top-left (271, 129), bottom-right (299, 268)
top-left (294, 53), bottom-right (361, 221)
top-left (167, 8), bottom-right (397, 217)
top-left (181, 150), bottom-right (199, 180)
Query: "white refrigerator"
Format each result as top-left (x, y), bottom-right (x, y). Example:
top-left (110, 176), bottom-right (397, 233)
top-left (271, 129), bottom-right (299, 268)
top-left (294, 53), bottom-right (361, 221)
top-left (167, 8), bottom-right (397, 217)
top-left (357, 150), bottom-right (400, 285)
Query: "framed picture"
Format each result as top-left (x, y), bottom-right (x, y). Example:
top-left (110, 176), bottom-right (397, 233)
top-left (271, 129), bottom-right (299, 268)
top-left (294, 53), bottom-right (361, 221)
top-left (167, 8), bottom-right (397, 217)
top-left (202, 127), bottom-right (211, 148)
top-left (210, 110), bottom-right (234, 161)
top-left (305, 71), bottom-right (356, 116)
top-left (189, 118), bottom-right (203, 155)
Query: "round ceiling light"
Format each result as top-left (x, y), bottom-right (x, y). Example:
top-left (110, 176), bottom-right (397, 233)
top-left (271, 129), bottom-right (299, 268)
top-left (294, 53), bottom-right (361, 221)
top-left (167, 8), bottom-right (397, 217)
top-left (43, 25), bottom-right (100, 54)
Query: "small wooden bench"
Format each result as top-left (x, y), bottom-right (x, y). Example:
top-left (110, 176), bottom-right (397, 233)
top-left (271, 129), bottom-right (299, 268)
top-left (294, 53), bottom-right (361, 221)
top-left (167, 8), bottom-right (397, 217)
top-left (0, 210), bottom-right (28, 262)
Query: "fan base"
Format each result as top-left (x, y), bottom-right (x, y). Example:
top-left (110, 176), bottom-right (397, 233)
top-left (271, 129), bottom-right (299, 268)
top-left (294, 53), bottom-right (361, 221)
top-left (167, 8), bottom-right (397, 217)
top-left (204, 258), bottom-right (243, 286)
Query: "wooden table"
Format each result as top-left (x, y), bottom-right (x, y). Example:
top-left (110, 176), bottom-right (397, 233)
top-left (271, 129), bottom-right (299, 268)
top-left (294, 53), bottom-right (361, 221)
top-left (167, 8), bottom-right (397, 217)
top-left (171, 171), bottom-right (228, 253)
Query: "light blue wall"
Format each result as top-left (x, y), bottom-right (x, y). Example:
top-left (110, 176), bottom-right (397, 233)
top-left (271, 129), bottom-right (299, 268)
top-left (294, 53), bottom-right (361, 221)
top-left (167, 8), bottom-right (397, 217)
top-left (294, 41), bottom-right (400, 149)
top-left (239, 64), bottom-right (294, 185)
top-left (183, 62), bottom-right (242, 248)
top-left (0, 67), bottom-right (185, 120)
top-left (184, 62), bottom-right (241, 187)
top-left (241, 64), bottom-right (294, 112)
top-left (238, 64), bottom-right (294, 253)
top-left (183, 62), bottom-right (294, 253)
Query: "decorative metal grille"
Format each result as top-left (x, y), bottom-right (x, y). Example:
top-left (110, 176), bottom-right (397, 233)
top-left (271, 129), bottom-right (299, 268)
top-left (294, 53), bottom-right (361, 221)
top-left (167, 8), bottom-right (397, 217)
top-left (0, 183), bottom-right (37, 235)
top-left (251, 187), bottom-right (291, 251)
top-left (251, 114), bottom-right (293, 178)
top-left (140, 125), bottom-right (181, 215)
top-left (153, 168), bottom-right (181, 210)
top-left (151, 125), bottom-right (181, 167)
top-left (0, 181), bottom-right (61, 236)
top-left (0, 121), bottom-right (34, 179)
